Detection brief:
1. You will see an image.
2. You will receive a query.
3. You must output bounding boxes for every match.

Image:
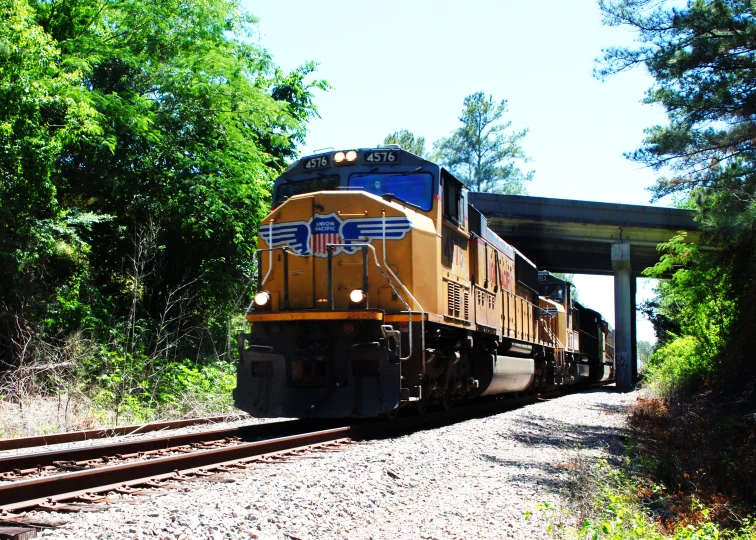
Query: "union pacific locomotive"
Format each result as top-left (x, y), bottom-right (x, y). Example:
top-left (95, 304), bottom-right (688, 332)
top-left (235, 147), bottom-right (614, 418)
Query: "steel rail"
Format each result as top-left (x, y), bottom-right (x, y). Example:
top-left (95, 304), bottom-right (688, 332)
top-left (0, 415), bottom-right (238, 452)
top-left (0, 428), bottom-right (350, 511)
top-left (0, 427), bottom-right (243, 473)
top-left (0, 419), bottom-right (344, 473)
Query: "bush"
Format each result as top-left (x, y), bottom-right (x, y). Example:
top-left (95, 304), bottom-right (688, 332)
top-left (90, 354), bottom-right (237, 424)
top-left (568, 460), bottom-right (756, 540)
top-left (643, 337), bottom-right (714, 396)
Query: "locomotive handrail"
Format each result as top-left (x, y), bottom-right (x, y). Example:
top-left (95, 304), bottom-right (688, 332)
top-left (538, 317), bottom-right (564, 349)
top-left (262, 218), bottom-right (275, 288)
top-left (254, 246), bottom-right (289, 290)
top-left (325, 242), bottom-right (414, 361)
top-left (248, 245), bottom-right (291, 315)
top-left (382, 210), bottom-right (426, 365)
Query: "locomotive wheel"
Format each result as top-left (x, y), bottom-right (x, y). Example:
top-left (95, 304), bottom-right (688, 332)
top-left (380, 406), bottom-right (400, 421)
top-left (439, 389), bottom-right (452, 411)
top-left (412, 397), bottom-right (429, 415)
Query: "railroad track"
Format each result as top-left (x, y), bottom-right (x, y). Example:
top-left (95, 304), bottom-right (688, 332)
top-left (0, 414), bottom-right (245, 453)
top-left (0, 418), bottom-right (345, 480)
top-left (0, 393), bottom-right (549, 520)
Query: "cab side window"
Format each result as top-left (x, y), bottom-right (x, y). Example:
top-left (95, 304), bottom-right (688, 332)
top-left (442, 173), bottom-right (466, 227)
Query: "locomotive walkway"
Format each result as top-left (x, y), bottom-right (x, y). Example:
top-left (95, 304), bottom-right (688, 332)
top-left (469, 193), bottom-right (701, 388)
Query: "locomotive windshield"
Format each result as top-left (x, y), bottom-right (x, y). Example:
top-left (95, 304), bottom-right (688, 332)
top-left (348, 172), bottom-right (434, 211)
top-left (540, 283), bottom-right (566, 304)
top-left (274, 175), bottom-right (339, 206)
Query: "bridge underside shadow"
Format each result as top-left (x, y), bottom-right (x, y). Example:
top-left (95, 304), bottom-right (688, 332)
top-left (468, 192), bottom-right (701, 387)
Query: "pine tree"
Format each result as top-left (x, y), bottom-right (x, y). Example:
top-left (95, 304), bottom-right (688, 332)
top-left (433, 92), bottom-right (533, 194)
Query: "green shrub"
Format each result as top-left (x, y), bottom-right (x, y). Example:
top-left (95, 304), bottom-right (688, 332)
top-left (643, 336), bottom-right (714, 396)
top-left (90, 354), bottom-right (236, 424)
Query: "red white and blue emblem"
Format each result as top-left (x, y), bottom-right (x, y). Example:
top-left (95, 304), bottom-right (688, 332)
top-left (260, 213), bottom-right (413, 258)
top-left (308, 214), bottom-right (341, 255)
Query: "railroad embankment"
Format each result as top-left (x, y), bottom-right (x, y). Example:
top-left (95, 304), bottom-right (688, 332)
top-left (27, 388), bottom-right (635, 539)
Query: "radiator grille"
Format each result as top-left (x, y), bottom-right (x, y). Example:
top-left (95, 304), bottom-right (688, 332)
top-left (447, 281), bottom-right (470, 321)
top-left (448, 282), bottom-right (461, 318)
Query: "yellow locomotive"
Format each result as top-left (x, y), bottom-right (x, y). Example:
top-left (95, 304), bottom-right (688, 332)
top-left (235, 147), bottom-right (613, 417)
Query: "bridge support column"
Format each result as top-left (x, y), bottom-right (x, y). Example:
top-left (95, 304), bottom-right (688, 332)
top-left (612, 243), bottom-right (637, 388)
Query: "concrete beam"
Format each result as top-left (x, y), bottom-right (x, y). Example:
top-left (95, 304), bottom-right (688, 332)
top-left (611, 243), bottom-right (637, 388)
top-left (469, 192), bottom-right (699, 231)
top-left (469, 192), bottom-right (705, 276)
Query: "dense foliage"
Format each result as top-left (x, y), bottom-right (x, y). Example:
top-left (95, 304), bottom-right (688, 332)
top-left (600, 0), bottom-right (756, 392)
top-left (640, 235), bottom-right (736, 393)
top-left (0, 0), bottom-right (325, 420)
top-left (594, 0), bottom-right (756, 534)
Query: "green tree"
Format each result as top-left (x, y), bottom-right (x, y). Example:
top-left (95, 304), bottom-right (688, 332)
top-left (598, 0), bottom-right (755, 388)
top-left (44, 0), bottom-right (324, 331)
top-left (598, 0), bottom-right (756, 208)
top-left (382, 130), bottom-right (427, 157)
top-left (636, 340), bottom-right (654, 369)
top-left (0, 0), bottom-right (103, 367)
top-left (552, 272), bottom-right (580, 302)
top-left (0, 0), bottom-right (327, 370)
top-left (433, 92), bottom-right (533, 194)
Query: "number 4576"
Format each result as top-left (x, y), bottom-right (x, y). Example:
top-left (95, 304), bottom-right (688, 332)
top-left (305, 156), bottom-right (328, 169)
top-left (366, 152), bottom-right (395, 162)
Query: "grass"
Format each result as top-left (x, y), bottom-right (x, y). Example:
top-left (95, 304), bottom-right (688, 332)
top-left (0, 358), bottom-right (239, 438)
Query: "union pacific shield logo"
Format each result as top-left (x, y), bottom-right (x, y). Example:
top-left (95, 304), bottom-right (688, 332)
top-left (260, 213), bottom-right (412, 258)
top-left (308, 214), bottom-right (342, 255)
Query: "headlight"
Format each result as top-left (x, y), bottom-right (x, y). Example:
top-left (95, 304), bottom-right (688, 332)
top-left (254, 291), bottom-right (271, 310)
top-left (349, 289), bottom-right (366, 303)
top-left (349, 289), bottom-right (367, 308)
top-left (334, 150), bottom-right (357, 166)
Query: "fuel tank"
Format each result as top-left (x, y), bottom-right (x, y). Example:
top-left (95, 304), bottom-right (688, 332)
top-left (478, 354), bottom-right (535, 396)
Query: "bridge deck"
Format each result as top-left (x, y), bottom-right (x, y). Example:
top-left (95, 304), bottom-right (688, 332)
top-left (468, 193), bottom-right (700, 275)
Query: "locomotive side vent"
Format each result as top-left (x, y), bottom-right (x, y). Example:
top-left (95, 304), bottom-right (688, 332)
top-left (446, 280), bottom-right (470, 321)
top-left (448, 282), bottom-right (461, 318)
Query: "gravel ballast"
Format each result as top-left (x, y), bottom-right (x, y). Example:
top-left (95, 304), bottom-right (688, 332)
top-left (31, 387), bottom-right (636, 539)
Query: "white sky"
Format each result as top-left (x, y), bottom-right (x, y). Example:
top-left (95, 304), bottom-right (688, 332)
top-left (246, 0), bottom-right (667, 342)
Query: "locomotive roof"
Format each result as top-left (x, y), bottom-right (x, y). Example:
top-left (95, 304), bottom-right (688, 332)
top-left (285, 146), bottom-right (437, 174)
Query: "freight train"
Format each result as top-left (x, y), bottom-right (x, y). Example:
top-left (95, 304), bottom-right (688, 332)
top-left (235, 147), bottom-right (614, 418)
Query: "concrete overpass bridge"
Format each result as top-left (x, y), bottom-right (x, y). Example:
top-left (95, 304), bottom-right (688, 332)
top-left (468, 192), bottom-right (701, 388)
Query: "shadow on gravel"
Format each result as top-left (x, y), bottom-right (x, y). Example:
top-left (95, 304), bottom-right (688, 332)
top-left (479, 456), bottom-right (580, 493)
top-left (585, 401), bottom-right (631, 415)
top-left (487, 414), bottom-right (632, 495)
top-left (506, 415), bottom-right (630, 452)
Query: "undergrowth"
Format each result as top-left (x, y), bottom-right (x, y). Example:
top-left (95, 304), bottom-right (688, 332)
top-left (569, 458), bottom-right (756, 539)
top-left (534, 392), bottom-right (756, 539)
top-left (0, 355), bottom-right (237, 438)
